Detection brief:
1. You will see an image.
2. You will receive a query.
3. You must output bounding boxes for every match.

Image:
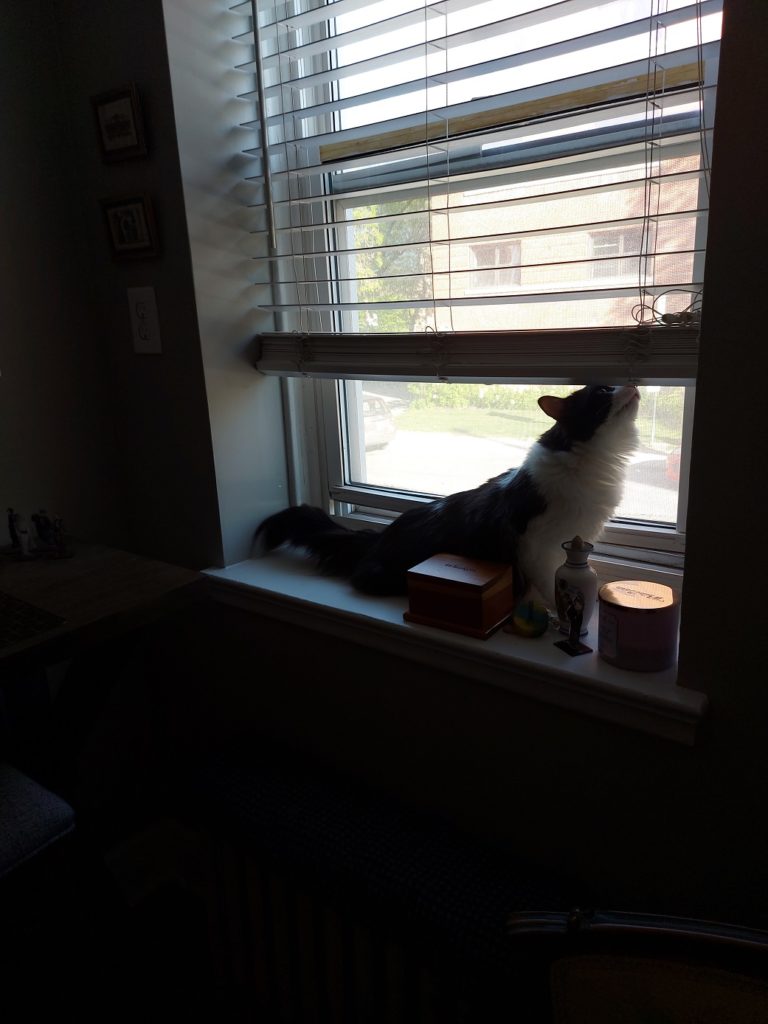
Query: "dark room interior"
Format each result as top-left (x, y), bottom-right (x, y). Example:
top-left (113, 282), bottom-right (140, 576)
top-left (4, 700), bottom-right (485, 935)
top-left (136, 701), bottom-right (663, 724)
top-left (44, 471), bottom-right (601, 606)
top-left (2, 1), bottom-right (767, 1021)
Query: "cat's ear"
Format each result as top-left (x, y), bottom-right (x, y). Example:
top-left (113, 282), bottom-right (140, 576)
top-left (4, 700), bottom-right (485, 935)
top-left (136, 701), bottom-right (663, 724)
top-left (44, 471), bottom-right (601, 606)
top-left (538, 395), bottom-right (566, 420)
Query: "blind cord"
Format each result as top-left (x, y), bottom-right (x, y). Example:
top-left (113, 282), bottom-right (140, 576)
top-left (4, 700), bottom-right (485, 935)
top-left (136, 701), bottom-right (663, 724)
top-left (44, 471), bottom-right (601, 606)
top-left (423, 0), bottom-right (438, 337)
top-left (632, 0), bottom-right (707, 337)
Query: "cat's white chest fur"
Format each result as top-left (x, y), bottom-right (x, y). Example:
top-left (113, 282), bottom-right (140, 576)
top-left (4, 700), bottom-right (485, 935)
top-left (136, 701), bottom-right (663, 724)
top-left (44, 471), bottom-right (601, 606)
top-left (516, 439), bottom-right (630, 609)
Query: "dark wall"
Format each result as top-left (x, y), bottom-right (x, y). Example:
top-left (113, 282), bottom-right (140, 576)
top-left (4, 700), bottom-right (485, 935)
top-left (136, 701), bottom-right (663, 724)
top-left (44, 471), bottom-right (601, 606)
top-left (52, 0), bottom-right (223, 568)
top-left (1, 0), bottom-right (223, 569)
top-left (0, 2), bottom-right (121, 544)
top-left (163, 597), bottom-right (764, 930)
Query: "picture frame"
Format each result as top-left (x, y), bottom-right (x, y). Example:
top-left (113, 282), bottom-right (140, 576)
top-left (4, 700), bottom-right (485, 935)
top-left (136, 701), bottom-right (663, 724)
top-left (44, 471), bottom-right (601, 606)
top-left (101, 195), bottom-right (158, 260)
top-left (92, 83), bottom-right (147, 162)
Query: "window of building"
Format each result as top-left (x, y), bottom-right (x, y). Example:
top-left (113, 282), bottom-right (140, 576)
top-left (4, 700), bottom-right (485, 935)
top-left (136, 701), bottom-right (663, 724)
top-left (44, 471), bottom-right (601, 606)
top-left (468, 241), bottom-right (522, 291)
top-left (589, 226), bottom-right (645, 280)
top-left (242, 0), bottom-right (721, 565)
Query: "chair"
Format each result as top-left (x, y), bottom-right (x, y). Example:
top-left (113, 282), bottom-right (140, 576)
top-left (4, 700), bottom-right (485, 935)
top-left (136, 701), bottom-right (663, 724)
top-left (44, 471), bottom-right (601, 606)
top-left (507, 907), bottom-right (768, 1023)
top-left (0, 762), bottom-right (75, 879)
top-left (0, 761), bottom-right (77, 954)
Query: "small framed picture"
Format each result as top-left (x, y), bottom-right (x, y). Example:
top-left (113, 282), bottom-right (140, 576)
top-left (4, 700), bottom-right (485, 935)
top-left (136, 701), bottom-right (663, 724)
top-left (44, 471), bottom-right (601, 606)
top-left (92, 83), bottom-right (147, 162)
top-left (102, 195), bottom-right (158, 259)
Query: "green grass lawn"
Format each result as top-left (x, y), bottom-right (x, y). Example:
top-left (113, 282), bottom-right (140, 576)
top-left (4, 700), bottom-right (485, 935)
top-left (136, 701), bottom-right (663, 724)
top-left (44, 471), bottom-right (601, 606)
top-left (396, 406), bottom-right (542, 440)
top-left (396, 403), bottom-right (680, 449)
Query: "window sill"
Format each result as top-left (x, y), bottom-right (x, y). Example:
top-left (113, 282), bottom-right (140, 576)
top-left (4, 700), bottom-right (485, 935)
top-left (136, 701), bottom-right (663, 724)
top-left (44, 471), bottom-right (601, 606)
top-left (204, 552), bottom-right (707, 746)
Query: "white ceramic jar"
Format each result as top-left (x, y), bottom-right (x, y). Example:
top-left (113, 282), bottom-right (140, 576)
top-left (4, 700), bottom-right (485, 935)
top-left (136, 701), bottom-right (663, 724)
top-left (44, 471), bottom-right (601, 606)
top-left (554, 536), bottom-right (598, 639)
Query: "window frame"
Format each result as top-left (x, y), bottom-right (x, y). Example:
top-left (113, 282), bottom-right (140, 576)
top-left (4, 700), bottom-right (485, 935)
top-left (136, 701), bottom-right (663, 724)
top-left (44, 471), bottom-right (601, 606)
top-left (264, 0), bottom-right (718, 571)
top-left (284, 374), bottom-right (694, 566)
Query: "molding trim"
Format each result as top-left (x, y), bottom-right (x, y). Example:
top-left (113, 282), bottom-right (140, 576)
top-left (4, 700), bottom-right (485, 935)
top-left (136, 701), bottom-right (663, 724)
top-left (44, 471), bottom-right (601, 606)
top-left (205, 555), bottom-right (707, 745)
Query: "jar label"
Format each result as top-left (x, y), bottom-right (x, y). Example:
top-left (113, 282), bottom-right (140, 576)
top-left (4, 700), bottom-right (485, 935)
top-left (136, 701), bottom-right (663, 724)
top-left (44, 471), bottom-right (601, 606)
top-left (599, 608), bottom-right (618, 659)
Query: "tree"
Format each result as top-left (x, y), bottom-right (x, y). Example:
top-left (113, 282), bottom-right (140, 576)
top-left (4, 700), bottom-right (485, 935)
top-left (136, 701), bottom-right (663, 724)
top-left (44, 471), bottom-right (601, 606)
top-left (349, 198), bottom-right (432, 333)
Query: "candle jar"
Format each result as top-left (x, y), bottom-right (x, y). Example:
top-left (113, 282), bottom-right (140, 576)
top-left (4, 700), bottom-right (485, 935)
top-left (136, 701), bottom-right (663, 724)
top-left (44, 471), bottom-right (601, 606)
top-left (554, 536), bottom-right (598, 639)
top-left (598, 580), bottom-right (680, 671)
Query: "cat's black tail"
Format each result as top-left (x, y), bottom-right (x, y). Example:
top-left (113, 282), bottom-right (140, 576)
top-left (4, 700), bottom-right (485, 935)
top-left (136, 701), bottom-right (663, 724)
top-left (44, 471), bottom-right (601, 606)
top-left (253, 504), bottom-right (379, 577)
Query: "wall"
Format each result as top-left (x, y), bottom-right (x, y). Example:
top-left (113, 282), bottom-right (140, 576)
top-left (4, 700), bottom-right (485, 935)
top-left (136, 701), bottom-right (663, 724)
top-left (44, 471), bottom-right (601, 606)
top-left (161, 0), bottom-right (289, 566)
top-left (162, 595), bottom-right (757, 929)
top-left (0, 2), bottom-right (120, 545)
top-left (678, 1), bottom-right (766, 708)
top-left (37, 0), bottom-right (291, 569)
top-left (48, 0), bottom-right (225, 569)
top-left (1, 0), bottom-right (225, 569)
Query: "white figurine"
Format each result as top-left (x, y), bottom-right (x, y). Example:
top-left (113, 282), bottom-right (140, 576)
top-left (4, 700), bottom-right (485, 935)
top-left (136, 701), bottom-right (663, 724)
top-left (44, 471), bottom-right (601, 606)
top-left (15, 514), bottom-right (32, 556)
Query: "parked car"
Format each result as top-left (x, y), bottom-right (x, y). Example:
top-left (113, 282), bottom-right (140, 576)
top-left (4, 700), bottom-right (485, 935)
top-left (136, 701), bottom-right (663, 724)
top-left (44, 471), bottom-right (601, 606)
top-left (363, 393), bottom-right (397, 451)
top-left (665, 447), bottom-right (681, 483)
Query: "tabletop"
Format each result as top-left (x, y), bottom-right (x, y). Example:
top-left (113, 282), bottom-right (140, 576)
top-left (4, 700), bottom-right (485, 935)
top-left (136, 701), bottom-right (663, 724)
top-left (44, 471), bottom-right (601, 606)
top-left (0, 542), bottom-right (208, 668)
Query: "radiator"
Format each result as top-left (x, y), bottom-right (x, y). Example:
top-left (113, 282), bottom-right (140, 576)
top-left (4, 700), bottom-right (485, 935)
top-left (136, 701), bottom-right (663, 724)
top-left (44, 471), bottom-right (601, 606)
top-left (180, 748), bottom-right (562, 1021)
top-left (202, 836), bottom-right (516, 1024)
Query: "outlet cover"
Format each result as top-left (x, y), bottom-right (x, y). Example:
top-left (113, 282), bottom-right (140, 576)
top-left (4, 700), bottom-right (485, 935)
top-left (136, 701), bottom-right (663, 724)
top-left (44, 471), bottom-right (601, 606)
top-left (127, 286), bottom-right (162, 354)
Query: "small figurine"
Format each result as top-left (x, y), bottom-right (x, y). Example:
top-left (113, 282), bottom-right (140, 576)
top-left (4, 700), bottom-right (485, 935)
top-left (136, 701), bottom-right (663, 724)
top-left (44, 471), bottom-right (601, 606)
top-left (53, 516), bottom-right (70, 557)
top-left (15, 514), bottom-right (32, 557)
top-left (564, 589), bottom-right (585, 646)
top-left (32, 509), bottom-right (55, 547)
top-left (7, 507), bottom-right (19, 548)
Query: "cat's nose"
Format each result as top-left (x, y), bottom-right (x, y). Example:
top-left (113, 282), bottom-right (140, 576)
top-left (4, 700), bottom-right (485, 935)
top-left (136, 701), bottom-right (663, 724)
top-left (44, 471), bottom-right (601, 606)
top-left (616, 384), bottom-right (640, 409)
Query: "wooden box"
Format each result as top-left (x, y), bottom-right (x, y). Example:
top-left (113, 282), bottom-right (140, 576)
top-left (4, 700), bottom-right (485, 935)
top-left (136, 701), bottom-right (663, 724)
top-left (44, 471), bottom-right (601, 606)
top-left (403, 553), bottom-right (514, 639)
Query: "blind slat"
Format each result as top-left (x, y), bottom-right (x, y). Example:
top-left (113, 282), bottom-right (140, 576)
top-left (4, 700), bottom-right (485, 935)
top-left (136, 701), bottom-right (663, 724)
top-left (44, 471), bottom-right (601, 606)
top-left (257, 2), bottom-right (602, 96)
top-left (258, 1), bottom-right (720, 129)
top-left (260, 131), bottom-right (713, 198)
top-left (258, 0), bottom-right (505, 40)
top-left (245, 0), bottom-right (718, 360)
top-left (253, 210), bottom-right (705, 258)
top-left (260, 249), bottom-right (704, 281)
top-left (258, 0), bottom-right (637, 72)
top-left (265, 49), bottom-right (710, 157)
top-left (260, 205), bottom-right (704, 244)
top-left (254, 328), bottom-right (699, 384)
top-left (247, 137), bottom-right (704, 200)
top-left (261, 281), bottom-right (702, 311)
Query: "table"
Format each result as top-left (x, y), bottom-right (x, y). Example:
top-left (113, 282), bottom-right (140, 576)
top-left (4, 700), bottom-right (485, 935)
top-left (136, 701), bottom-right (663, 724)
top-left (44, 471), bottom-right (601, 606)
top-left (1, 542), bottom-right (208, 670)
top-left (0, 543), bottom-right (209, 780)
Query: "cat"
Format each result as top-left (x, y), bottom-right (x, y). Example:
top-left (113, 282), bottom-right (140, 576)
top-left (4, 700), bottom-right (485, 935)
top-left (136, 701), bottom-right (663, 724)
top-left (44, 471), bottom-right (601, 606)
top-left (254, 384), bottom-right (640, 610)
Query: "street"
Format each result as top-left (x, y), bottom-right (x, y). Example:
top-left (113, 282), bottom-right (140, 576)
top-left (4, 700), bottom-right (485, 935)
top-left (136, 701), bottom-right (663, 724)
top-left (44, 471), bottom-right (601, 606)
top-left (364, 429), bottom-right (678, 525)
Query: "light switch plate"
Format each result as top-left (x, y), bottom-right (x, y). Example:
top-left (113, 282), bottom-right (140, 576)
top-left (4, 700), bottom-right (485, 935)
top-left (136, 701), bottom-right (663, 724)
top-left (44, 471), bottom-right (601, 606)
top-left (127, 286), bottom-right (162, 354)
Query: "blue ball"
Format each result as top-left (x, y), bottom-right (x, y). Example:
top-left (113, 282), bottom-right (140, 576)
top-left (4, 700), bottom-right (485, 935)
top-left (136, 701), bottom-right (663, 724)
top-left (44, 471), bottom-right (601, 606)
top-left (509, 599), bottom-right (550, 638)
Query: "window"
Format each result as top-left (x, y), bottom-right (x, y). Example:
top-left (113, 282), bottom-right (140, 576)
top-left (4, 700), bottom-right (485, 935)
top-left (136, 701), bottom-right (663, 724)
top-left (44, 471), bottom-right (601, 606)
top-left (468, 241), bottom-right (522, 291)
top-left (589, 226), bottom-right (644, 280)
top-left (243, 0), bottom-right (721, 564)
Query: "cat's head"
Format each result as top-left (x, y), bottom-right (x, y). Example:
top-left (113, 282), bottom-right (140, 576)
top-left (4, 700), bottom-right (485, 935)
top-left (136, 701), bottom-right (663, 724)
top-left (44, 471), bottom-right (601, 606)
top-left (537, 384), bottom-right (640, 452)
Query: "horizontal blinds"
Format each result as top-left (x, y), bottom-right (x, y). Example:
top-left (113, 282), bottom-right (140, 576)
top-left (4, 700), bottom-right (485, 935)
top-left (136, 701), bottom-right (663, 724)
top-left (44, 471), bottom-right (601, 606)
top-left (255, 327), bottom-right (700, 383)
top-left (238, 0), bottom-right (721, 380)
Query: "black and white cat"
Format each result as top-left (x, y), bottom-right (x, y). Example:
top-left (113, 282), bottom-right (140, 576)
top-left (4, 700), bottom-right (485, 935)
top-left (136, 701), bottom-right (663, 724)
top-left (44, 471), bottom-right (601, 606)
top-left (254, 384), bottom-right (640, 609)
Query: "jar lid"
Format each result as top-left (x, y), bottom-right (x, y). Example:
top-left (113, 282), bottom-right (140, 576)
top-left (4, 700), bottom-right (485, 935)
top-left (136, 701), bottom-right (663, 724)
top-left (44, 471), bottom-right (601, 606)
top-left (562, 535), bottom-right (594, 554)
top-left (599, 580), bottom-right (678, 611)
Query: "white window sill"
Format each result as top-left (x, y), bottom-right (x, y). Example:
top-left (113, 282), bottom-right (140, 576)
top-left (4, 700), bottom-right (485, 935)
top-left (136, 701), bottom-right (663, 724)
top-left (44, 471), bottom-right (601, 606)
top-left (204, 551), bottom-right (707, 746)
